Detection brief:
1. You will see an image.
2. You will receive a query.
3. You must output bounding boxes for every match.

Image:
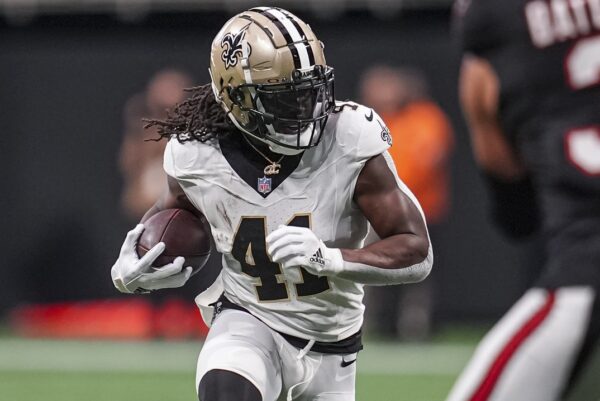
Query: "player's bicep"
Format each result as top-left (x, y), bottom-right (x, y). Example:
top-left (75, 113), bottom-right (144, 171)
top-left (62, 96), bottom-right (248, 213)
top-left (460, 56), bottom-right (526, 179)
top-left (354, 154), bottom-right (428, 245)
top-left (141, 175), bottom-right (200, 223)
top-left (164, 175), bottom-right (197, 209)
top-left (140, 139), bottom-right (203, 223)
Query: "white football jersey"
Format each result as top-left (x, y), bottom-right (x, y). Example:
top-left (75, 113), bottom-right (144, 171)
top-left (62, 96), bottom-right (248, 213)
top-left (164, 102), bottom-right (394, 342)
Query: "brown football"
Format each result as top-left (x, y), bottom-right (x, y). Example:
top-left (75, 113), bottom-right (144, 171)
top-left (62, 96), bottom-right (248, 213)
top-left (136, 208), bottom-right (212, 275)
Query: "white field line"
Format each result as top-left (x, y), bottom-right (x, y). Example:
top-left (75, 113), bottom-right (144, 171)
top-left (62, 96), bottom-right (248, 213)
top-left (0, 339), bottom-right (474, 375)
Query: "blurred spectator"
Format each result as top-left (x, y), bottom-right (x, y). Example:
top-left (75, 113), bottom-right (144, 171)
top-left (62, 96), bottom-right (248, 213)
top-left (360, 65), bottom-right (454, 340)
top-left (119, 69), bottom-right (194, 220)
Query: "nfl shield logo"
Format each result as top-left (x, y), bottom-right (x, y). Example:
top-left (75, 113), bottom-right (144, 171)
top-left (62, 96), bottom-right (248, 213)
top-left (257, 176), bottom-right (272, 194)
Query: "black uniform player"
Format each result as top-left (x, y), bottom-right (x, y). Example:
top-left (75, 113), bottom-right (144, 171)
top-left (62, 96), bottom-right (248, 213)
top-left (448, 1), bottom-right (600, 400)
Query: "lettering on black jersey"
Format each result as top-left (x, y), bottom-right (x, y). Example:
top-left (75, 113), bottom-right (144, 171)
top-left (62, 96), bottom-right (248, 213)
top-left (525, 0), bottom-right (600, 48)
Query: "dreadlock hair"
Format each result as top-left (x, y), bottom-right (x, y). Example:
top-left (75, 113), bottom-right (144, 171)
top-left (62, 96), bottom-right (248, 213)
top-left (143, 83), bottom-right (236, 143)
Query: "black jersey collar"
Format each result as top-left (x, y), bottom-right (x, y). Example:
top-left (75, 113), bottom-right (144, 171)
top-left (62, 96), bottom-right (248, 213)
top-left (218, 133), bottom-right (303, 198)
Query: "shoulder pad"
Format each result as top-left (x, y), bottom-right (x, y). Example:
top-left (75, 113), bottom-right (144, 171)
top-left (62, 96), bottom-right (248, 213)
top-left (163, 138), bottom-right (208, 179)
top-left (355, 107), bottom-right (392, 160)
top-left (330, 101), bottom-right (391, 162)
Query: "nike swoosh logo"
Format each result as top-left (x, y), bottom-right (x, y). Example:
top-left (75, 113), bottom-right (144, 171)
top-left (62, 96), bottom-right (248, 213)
top-left (365, 109), bottom-right (374, 122)
top-left (335, 360), bottom-right (356, 382)
top-left (340, 359), bottom-right (356, 368)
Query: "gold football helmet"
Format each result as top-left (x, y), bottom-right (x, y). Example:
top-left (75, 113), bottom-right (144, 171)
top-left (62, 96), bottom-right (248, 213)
top-left (209, 7), bottom-right (335, 155)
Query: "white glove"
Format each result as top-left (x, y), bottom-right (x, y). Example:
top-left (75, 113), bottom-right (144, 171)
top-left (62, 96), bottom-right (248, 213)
top-left (266, 226), bottom-right (344, 277)
top-left (111, 224), bottom-right (192, 294)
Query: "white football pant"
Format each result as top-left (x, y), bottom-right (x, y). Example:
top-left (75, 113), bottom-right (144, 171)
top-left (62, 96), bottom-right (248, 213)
top-left (445, 287), bottom-right (596, 401)
top-left (196, 309), bottom-right (357, 401)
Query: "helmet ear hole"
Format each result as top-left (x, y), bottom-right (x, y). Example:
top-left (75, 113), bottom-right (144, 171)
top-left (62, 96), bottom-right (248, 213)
top-left (228, 87), bottom-right (245, 106)
top-left (314, 64), bottom-right (325, 77)
top-left (292, 69), bottom-right (302, 82)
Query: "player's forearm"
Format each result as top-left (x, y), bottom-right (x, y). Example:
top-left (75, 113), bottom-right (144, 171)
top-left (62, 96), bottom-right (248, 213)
top-left (334, 234), bottom-right (432, 286)
top-left (340, 233), bottom-right (429, 270)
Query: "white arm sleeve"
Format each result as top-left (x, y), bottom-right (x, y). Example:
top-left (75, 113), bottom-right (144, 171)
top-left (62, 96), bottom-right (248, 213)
top-left (336, 246), bottom-right (433, 286)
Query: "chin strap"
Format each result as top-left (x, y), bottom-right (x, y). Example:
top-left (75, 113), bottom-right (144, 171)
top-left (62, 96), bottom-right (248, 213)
top-left (224, 109), bottom-right (309, 156)
top-left (267, 142), bottom-right (305, 156)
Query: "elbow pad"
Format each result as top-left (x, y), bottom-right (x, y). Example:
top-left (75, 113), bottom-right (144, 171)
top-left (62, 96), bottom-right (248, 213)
top-left (482, 172), bottom-right (541, 239)
top-left (336, 245), bottom-right (433, 286)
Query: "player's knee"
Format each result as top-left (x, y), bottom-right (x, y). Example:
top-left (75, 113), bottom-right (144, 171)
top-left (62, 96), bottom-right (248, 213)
top-left (198, 369), bottom-right (262, 401)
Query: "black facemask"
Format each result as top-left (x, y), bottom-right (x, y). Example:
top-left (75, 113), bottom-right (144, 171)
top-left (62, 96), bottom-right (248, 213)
top-left (229, 65), bottom-right (335, 150)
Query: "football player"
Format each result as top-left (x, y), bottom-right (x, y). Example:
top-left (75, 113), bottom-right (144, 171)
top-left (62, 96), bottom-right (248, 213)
top-left (111, 7), bottom-right (432, 401)
top-left (448, 0), bottom-right (600, 400)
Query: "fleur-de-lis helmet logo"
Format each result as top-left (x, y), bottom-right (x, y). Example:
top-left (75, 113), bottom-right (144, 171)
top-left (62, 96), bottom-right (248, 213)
top-left (221, 25), bottom-right (251, 69)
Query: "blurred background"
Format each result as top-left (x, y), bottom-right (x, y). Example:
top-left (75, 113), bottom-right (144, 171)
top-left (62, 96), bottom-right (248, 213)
top-left (0, 1), bottom-right (546, 400)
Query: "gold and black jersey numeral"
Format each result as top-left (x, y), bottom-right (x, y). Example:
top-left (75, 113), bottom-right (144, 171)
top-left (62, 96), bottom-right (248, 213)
top-left (232, 214), bottom-right (330, 302)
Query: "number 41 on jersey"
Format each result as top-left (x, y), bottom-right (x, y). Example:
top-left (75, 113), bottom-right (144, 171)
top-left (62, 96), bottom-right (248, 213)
top-left (231, 214), bottom-right (330, 302)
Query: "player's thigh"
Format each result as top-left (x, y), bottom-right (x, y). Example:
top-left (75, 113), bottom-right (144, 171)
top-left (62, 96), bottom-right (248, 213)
top-left (446, 286), bottom-right (596, 401)
top-left (301, 353), bottom-right (356, 401)
top-left (196, 309), bottom-right (282, 401)
top-left (563, 289), bottom-right (600, 401)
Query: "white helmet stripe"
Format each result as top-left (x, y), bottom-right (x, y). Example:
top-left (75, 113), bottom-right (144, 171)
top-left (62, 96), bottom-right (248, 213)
top-left (264, 8), bottom-right (311, 69)
top-left (241, 39), bottom-right (253, 84)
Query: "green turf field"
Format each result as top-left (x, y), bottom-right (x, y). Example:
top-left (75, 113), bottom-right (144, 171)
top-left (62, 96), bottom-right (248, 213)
top-left (0, 338), bottom-right (474, 401)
